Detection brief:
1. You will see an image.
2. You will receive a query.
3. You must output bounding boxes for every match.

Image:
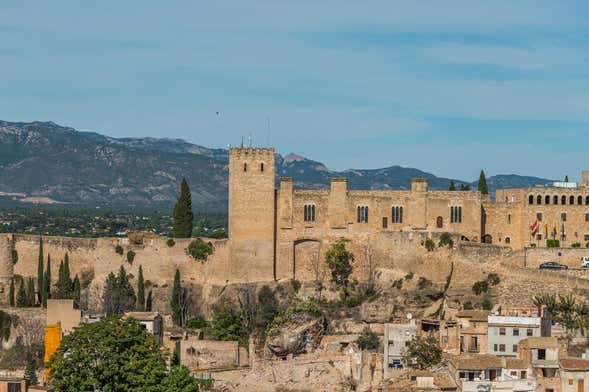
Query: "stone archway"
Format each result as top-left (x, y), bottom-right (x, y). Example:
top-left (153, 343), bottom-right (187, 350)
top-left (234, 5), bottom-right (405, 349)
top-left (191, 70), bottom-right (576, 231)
top-left (483, 234), bottom-right (493, 244)
top-left (293, 239), bottom-right (321, 281)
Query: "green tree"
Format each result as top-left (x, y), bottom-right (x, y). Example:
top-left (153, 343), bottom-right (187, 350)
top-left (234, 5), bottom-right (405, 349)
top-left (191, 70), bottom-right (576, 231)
top-left (137, 265), bottom-right (145, 311)
top-left (478, 170), bottom-right (489, 195)
top-left (103, 266), bottom-right (136, 316)
top-left (210, 297), bottom-right (245, 342)
top-left (173, 178), bottom-right (194, 238)
top-left (37, 237), bottom-right (44, 304)
top-left (256, 285), bottom-right (278, 334)
top-left (45, 255), bottom-right (52, 300)
top-left (55, 257), bottom-right (73, 299)
top-left (47, 317), bottom-right (166, 392)
top-left (16, 281), bottom-right (27, 307)
top-left (0, 311), bottom-right (12, 344)
top-left (356, 327), bottom-right (379, 350)
top-left (72, 275), bottom-right (81, 308)
top-left (404, 335), bottom-right (442, 370)
top-left (187, 239), bottom-right (214, 261)
top-left (565, 175), bottom-right (569, 182)
top-left (26, 277), bottom-right (36, 307)
top-left (448, 181), bottom-right (456, 191)
top-left (171, 270), bottom-right (182, 325)
top-left (160, 366), bottom-right (211, 392)
top-left (9, 278), bottom-right (14, 307)
top-left (24, 352), bottom-right (38, 386)
top-left (325, 239), bottom-right (354, 289)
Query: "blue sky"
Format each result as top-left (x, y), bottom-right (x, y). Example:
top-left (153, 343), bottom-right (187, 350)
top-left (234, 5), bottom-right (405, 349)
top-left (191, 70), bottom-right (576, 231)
top-left (1, 1), bottom-right (589, 181)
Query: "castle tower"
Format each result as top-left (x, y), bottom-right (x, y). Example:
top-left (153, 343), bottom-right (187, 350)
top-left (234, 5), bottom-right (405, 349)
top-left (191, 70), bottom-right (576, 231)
top-left (0, 234), bottom-right (14, 304)
top-left (228, 147), bottom-right (276, 281)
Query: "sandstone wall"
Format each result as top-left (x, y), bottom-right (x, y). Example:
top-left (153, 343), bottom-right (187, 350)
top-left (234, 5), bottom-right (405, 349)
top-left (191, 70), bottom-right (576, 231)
top-left (0, 234), bottom-right (13, 302)
top-left (523, 247), bottom-right (589, 269)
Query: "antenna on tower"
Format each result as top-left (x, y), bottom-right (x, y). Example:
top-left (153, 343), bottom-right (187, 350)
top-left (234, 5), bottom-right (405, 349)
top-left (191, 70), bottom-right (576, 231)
top-left (248, 132), bottom-right (252, 148)
top-left (240, 136), bottom-right (244, 148)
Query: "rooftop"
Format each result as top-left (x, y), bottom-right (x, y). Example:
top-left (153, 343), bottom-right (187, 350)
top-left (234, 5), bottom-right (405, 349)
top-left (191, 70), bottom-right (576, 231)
top-left (124, 311), bottom-right (161, 321)
top-left (505, 358), bottom-right (528, 369)
top-left (456, 310), bottom-right (491, 322)
top-left (450, 354), bottom-right (503, 370)
top-left (560, 358), bottom-right (589, 371)
top-left (518, 337), bottom-right (559, 349)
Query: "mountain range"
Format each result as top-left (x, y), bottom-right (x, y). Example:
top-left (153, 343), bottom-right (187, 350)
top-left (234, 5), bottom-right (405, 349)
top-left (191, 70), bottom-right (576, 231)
top-left (0, 120), bottom-right (554, 210)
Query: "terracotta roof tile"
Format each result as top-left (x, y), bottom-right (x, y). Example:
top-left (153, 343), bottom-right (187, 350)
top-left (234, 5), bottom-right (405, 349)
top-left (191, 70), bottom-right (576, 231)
top-left (560, 358), bottom-right (589, 371)
top-left (450, 354), bottom-right (503, 370)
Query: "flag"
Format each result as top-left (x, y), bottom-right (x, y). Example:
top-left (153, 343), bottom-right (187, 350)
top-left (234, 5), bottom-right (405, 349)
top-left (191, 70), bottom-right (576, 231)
top-left (530, 220), bottom-right (539, 235)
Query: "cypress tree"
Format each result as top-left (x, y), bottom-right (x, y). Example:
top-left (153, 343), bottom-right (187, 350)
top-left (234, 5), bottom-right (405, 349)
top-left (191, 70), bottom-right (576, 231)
top-left (46, 255), bottom-right (52, 300)
top-left (37, 237), bottom-right (44, 304)
top-left (9, 278), bottom-right (14, 307)
top-left (449, 181), bottom-right (456, 191)
top-left (56, 256), bottom-right (73, 299)
top-left (171, 269), bottom-right (182, 325)
top-left (565, 175), bottom-right (569, 182)
top-left (172, 178), bottom-right (194, 238)
top-left (72, 275), bottom-right (80, 308)
top-left (16, 281), bottom-right (27, 307)
top-left (26, 277), bottom-right (35, 307)
top-left (478, 170), bottom-right (488, 195)
top-left (137, 265), bottom-right (145, 311)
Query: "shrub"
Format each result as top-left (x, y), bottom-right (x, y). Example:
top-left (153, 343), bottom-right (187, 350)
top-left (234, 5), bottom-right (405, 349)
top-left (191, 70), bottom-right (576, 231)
top-left (463, 300), bottom-right (473, 310)
top-left (481, 299), bottom-right (492, 310)
top-left (425, 239), bottom-right (435, 252)
top-left (166, 239), bottom-right (175, 248)
top-left (115, 245), bottom-right (124, 255)
top-left (11, 250), bottom-right (17, 265)
top-left (547, 239), bottom-right (560, 248)
top-left (486, 273), bottom-right (500, 286)
top-left (290, 279), bottom-right (301, 292)
top-left (572, 242), bottom-right (581, 248)
top-left (404, 335), bottom-right (442, 370)
top-left (186, 317), bottom-right (208, 330)
top-left (404, 272), bottom-right (414, 281)
top-left (325, 239), bottom-right (354, 288)
top-left (438, 233), bottom-right (454, 248)
top-left (209, 230), bottom-right (228, 239)
top-left (187, 238), bottom-right (214, 261)
top-left (417, 277), bottom-right (432, 290)
top-left (587, 242), bottom-right (589, 248)
top-left (127, 232), bottom-right (145, 245)
top-left (126, 250), bottom-right (135, 264)
top-left (356, 328), bottom-right (379, 350)
top-left (392, 279), bottom-right (403, 290)
top-left (472, 280), bottom-right (489, 295)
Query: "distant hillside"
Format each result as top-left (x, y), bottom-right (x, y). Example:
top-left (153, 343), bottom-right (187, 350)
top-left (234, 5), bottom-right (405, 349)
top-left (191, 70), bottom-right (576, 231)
top-left (0, 120), bottom-right (553, 209)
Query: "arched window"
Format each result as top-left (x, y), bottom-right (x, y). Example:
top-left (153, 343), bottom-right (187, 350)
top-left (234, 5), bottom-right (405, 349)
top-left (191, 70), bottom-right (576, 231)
top-left (260, 162), bottom-right (264, 172)
top-left (357, 206), bottom-right (368, 223)
top-left (303, 204), bottom-right (315, 222)
top-left (451, 206), bottom-right (462, 223)
top-left (537, 195), bottom-right (542, 205)
top-left (586, 196), bottom-right (589, 205)
top-left (528, 195), bottom-right (534, 205)
top-left (553, 195), bottom-right (558, 205)
top-left (578, 195), bottom-right (583, 205)
top-left (436, 216), bottom-right (443, 228)
top-left (508, 214), bottom-right (511, 224)
top-left (545, 195), bottom-right (550, 205)
top-left (570, 195), bottom-right (575, 205)
top-left (243, 162), bottom-right (248, 172)
top-left (505, 237), bottom-right (511, 244)
top-left (392, 206), bottom-right (403, 223)
top-left (562, 195), bottom-right (567, 205)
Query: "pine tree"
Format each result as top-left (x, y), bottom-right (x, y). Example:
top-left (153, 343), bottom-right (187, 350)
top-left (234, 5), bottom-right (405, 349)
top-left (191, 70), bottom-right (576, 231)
top-left (37, 237), bottom-right (44, 304)
top-left (172, 178), bottom-right (194, 238)
top-left (171, 270), bottom-right (182, 325)
top-left (449, 181), bottom-right (456, 191)
top-left (72, 275), bottom-right (80, 308)
top-left (27, 277), bottom-right (36, 307)
top-left (103, 266), bottom-right (136, 316)
top-left (137, 265), bottom-right (145, 311)
top-left (565, 175), bottom-right (569, 182)
top-left (9, 278), bottom-right (14, 307)
top-left (16, 281), bottom-right (27, 307)
top-left (478, 170), bottom-right (489, 195)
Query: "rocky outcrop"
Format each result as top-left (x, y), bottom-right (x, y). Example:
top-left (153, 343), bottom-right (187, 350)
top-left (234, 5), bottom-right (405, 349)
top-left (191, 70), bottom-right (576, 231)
top-left (267, 313), bottom-right (327, 357)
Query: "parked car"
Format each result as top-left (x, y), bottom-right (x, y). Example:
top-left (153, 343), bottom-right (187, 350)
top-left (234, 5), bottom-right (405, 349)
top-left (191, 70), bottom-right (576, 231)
top-left (539, 261), bottom-right (568, 270)
top-left (581, 257), bottom-right (589, 268)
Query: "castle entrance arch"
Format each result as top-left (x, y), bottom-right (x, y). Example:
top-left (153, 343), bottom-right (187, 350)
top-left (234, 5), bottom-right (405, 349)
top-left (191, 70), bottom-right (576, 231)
top-left (483, 234), bottom-right (493, 244)
top-left (293, 239), bottom-right (321, 281)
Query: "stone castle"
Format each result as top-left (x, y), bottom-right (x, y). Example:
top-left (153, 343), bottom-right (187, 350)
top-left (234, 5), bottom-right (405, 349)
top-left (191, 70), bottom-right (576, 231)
top-left (0, 147), bottom-right (588, 307)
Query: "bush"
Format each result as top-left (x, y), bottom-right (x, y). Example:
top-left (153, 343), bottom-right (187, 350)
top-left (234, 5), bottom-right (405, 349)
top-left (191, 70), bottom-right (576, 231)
top-left (463, 300), bottom-right (473, 310)
top-left (425, 239), bottom-right (435, 252)
top-left (392, 279), bottom-right (403, 290)
top-left (481, 299), bottom-right (492, 310)
top-left (404, 335), bottom-right (442, 370)
top-left (417, 277), bottom-right (432, 290)
top-left (126, 250), bottom-right (135, 264)
top-left (587, 242), bottom-right (589, 248)
top-left (356, 328), bottom-right (379, 350)
top-left (486, 273), bottom-right (500, 286)
top-left (11, 250), bottom-right (17, 265)
top-left (127, 232), bottom-right (144, 245)
top-left (187, 238), bottom-right (214, 261)
top-left (438, 233), bottom-right (454, 248)
top-left (404, 272), bottom-right (414, 281)
top-left (186, 317), bottom-right (209, 330)
top-left (572, 242), bottom-right (581, 248)
top-left (472, 280), bottom-right (489, 295)
top-left (209, 230), bottom-right (228, 239)
top-left (290, 279), bottom-right (301, 292)
top-left (547, 239), bottom-right (560, 248)
top-left (115, 245), bottom-right (124, 255)
top-left (166, 239), bottom-right (175, 247)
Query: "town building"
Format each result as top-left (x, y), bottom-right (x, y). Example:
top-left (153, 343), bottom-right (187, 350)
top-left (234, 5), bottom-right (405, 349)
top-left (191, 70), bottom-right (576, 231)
top-left (517, 337), bottom-right (562, 392)
top-left (383, 320), bottom-right (417, 373)
top-left (560, 358), bottom-right (589, 392)
top-left (456, 310), bottom-right (491, 355)
top-left (123, 312), bottom-right (164, 345)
